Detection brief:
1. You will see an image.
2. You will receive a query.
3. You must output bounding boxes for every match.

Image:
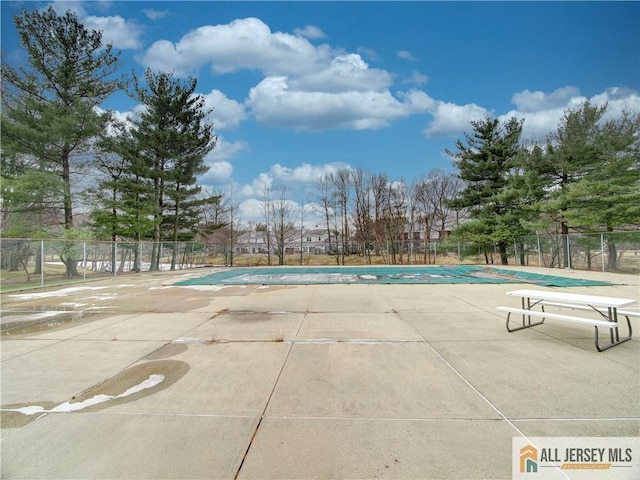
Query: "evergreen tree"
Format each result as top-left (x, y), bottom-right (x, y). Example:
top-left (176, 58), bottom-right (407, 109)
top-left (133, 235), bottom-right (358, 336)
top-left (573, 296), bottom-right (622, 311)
top-left (563, 110), bottom-right (640, 269)
top-left (130, 69), bottom-right (217, 270)
top-left (534, 102), bottom-right (608, 240)
top-left (527, 101), bottom-right (640, 268)
top-left (447, 116), bottom-right (524, 264)
top-left (89, 121), bottom-right (158, 272)
top-left (1, 7), bottom-right (122, 276)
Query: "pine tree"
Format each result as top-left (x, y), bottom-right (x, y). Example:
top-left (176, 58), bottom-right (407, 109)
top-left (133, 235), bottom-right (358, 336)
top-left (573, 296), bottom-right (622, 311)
top-left (534, 102), bottom-right (608, 240)
top-left (563, 110), bottom-right (640, 269)
top-left (447, 116), bottom-right (524, 264)
top-left (130, 69), bottom-right (217, 270)
top-left (89, 121), bottom-right (158, 272)
top-left (1, 7), bottom-right (122, 276)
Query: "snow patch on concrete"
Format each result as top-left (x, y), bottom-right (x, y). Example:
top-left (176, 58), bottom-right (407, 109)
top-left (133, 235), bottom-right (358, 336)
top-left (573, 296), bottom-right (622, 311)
top-left (3, 374), bottom-right (165, 416)
top-left (9, 286), bottom-right (109, 300)
top-left (178, 285), bottom-right (228, 292)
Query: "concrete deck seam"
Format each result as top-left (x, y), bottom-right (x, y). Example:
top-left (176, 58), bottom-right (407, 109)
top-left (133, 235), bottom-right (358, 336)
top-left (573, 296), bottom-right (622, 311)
top-left (381, 289), bottom-right (530, 441)
top-left (70, 410), bottom-right (258, 419)
top-left (418, 344), bottom-right (523, 435)
top-left (511, 417), bottom-right (640, 422)
top-left (42, 410), bottom-right (639, 423)
top-left (262, 415), bottom-right (505, 422)
top-left (231, 292), bottom-right (311, 480)
top-left (0, 339), bottom-right (69, 362)
top-left (37, 315), bottom-right (134, 342)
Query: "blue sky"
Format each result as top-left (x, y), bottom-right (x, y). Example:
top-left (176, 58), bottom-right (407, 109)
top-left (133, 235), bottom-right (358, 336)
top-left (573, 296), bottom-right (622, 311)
top-left (2, 1), bottom-right (639, 225)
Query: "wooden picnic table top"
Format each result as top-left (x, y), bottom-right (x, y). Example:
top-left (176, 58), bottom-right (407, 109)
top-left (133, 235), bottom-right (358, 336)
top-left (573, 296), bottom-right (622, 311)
top-left (506, 289), bottom-right (637, 309)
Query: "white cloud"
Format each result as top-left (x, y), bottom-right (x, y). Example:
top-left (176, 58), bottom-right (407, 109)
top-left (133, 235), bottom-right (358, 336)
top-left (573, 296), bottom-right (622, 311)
top-left (238, 198), bottom-right (262, 220)
top-left (201, 161), bottom-right (233, 184)
top-left (138, 17), bottom-right (438, 132)
top-left (196, 136), bottom-right (254, 191)
top-left (140, 17), bottom-right (335, 77)
top-left (49, 1), bottom-right (142, 50)
top-left (83, 15), bottom-right (143, 49)
top-left (202, 89), bottom-right (246, 130)
top-left (143, 9), bottom-right (168, 20)
top-left (357, 47), bottom-right (378, 61)
top-left (108, 109), bottom-right (135, 133)
top-left (421, 85), bottom-right (640, 139)
top-left (398, 89), bottom-right (436, 113)
top-left (498, 108), bottom-right (561, 141)
top-left (422, 101), bottom-right (491, 137)
top-left (232, 162), bottom-right (354, 225)
top-left (511, 86), bottom-right (581, 113)
top-left (240, 173), bottom-right (273, 198)
top-left (288, 54), bottom-right (393, 93)
top-left (93, 1), bottom-right (114, 13)
top-left (247, 77), bottom-right (432, 131)
top-left (205, 136), bottom-right (250, 163)
top-left (50, 1), bottom-right (86, 17)
top-left (402, 71), bottom-right (429, 86)
top-left (500, 86), bottom-right (640, 141)
top-left (590, 87), bottom-right (640, 120)
top-left (227, 162), bottom-right (349, 204)
top-left (136, 17), bottom-right (640, 142)
top-left (268, 162), bottom-right (351, 184)
top-left (220, 194), bottom-right (323, 227)
top-left (294, 25), bottom-right (326, 39)
top-left (397, 50), bottom-right (416, 61)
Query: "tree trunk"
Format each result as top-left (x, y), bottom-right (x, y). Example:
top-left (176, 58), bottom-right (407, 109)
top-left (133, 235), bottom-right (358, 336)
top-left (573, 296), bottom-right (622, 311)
top-left (498, 242), bottom-right (509, 265)
top-left (170, 216), bottom-right (178, 271)
top-left (133, 239), bottom-right (141, 273)
top-left (61, 254), bottom-right (79, 277)
top-left (561, 221), bottom-right (570, 268)
top-left (606, 230), bottom-right (617, 271)
top-left (151, 170), bottom-right (163, 270)
top-left (34, 243), bottom-right (42, 275)
top-left (61, 149), bottom-right (77, 277)
top-left (62, 150), bottom-right (74, 231)
top-left (111, 241), bottom-right (117, 274)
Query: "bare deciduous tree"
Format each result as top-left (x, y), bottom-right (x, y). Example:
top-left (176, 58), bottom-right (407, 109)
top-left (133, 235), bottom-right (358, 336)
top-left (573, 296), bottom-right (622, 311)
top-left (271, 187), bottom-right (297, 265)
top-left (328, 169), bottom-right (352, 265)
top-left (313, 175), bottom-right (337, 255)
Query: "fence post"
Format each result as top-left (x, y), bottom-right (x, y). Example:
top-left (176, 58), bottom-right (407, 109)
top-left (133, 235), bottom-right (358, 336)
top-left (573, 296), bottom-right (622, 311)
top-left (536, 234), bottom-right (542, 267)
top-left (514, 238), bottom-right (518, 266)
top-left (601, 233), bottom-right (606, 272)
top-left (566, 235), bottom-right (571, 269)
top-left (114, 242), bottom-right (118, 277)
top-left (83, 241), bottom-right (86, 282)
top-left (40, 240), bottom-right (44, 287)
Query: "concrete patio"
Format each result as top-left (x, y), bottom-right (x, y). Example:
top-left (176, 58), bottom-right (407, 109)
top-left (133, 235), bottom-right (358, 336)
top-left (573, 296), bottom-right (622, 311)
top-left (1, 266), bottom-right (638, 479)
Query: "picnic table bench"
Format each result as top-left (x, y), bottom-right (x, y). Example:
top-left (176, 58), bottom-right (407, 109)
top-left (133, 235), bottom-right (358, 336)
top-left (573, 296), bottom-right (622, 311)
top-left (497, 289), bottom-right (637, 351)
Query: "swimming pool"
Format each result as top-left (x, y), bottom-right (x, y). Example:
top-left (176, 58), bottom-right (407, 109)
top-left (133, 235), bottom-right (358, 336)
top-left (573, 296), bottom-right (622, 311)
top-left (175, 265), bottom-right (613, 287)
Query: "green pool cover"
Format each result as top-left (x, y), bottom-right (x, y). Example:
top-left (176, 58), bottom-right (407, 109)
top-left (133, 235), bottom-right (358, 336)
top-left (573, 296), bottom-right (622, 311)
top-left (175, 265), bottom-right (613, 287)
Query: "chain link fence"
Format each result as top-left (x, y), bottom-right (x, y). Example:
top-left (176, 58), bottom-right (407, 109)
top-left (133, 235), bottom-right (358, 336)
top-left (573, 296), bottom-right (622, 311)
top-left (512, 232), bottom-right (640, 272)
top-left (0, 239), bottom-right (213, 290)
top-left (1, 232), bottom-right (638, 290)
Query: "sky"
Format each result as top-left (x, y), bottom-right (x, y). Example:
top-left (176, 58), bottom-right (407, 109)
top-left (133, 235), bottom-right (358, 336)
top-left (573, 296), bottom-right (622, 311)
top-left (2, 0), bottom-right (639, 226)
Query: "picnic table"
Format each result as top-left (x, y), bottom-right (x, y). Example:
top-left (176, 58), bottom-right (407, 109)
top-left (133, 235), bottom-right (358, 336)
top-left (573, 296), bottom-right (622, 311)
top-left (497, 289), bottom-right (637, 351)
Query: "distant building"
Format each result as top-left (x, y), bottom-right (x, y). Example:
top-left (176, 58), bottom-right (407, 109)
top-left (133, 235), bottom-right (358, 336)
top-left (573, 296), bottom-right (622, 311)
top-left (233, 227), bottom-right (332, 255)
top-left (231, 225), bottom-right (453, 256)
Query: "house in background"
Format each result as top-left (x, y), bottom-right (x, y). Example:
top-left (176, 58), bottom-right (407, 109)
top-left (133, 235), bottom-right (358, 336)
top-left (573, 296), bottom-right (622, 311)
top-left (234, 227), bottom-right (332, 255)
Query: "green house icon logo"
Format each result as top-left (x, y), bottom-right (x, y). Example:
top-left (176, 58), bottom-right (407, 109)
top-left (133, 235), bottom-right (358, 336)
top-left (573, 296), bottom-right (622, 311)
top-left (520, 445), bottom-right (538, 473)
